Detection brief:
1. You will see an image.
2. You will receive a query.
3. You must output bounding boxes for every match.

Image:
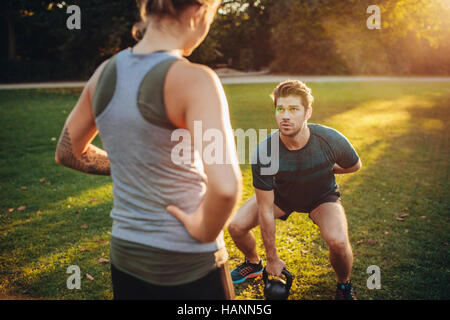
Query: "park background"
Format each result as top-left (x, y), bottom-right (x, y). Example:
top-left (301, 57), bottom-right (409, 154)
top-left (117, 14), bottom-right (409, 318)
top-left (2, 0), bottom-right (450, 81)
top-left (0, 0), bottom-right (449, 300)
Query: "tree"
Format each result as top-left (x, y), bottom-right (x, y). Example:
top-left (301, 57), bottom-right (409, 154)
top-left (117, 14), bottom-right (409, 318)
top-left (2, 0), bottom-right (16, 60)
top-left (2, 0), bottom-right (450, 82)
top-left (190, 0), bottom-right (275, 70)
top-left (267, 0), bottom-right (450, 75)
top-left (268, 0), bottom-right (347, 74)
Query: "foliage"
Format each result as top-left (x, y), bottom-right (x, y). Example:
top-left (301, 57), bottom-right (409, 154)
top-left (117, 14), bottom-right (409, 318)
top-left (269, 0), bottom-right (450, 74)
top-left (1, 0), bottom-right (137, 82)
top-left (1, 0), bottom-right (450, 82)
top-left (268, 0), bottom-right (348, 74)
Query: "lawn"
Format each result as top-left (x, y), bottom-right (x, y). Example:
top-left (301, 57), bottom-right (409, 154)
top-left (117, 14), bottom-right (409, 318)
top-left (0, 82), bottom-right (449, 300)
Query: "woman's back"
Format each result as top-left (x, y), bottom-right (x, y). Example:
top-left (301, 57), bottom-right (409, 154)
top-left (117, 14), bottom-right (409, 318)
top-left (93, 49), bottom-right (221, 252)
top-left (55, 0), bottom-right (241, 299)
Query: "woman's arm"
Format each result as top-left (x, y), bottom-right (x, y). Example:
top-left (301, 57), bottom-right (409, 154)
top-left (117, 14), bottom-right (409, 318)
top-left (55, 60), bottom-right (111, 175)
top-left (165, 61), bottom-right (243, 243)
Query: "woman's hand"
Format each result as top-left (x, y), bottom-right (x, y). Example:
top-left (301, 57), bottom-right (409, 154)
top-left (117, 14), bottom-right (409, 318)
top-left (164, 61), bottom-right (242, 244)
top-left (166, 203), bottom-right (209, 243)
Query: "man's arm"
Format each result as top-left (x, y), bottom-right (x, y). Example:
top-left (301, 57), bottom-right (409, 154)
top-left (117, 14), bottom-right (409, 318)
top-left (327, 127), bottom-right (362, 175)
top-left (255, 188), bottom-right (286, 276)
top-left (333, 158), bottom-right (362, 174)
top-left (55, 60), bottom-right (111, 176)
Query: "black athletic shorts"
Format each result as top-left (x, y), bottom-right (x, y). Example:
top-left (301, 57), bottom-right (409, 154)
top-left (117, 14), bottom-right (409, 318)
top-left (275, 190), bottom-right (342, 221)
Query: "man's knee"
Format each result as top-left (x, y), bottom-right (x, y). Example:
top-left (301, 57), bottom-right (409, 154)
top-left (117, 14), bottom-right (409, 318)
top-left (228, 220), bottom-right (250, 238)
top-left (326, 235), bottom-right (350, 254)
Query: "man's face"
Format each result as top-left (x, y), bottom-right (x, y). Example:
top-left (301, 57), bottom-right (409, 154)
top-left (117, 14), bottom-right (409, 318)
top-left (275, 95), bottom-right (312, 137)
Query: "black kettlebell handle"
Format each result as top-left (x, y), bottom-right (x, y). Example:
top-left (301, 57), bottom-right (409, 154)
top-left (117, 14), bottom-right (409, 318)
top-left (263, 267), bottom-right (293, 291)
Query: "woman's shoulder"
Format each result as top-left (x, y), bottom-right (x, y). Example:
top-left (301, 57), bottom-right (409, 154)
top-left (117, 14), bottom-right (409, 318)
top-left (82, 59), bottom-right (111, 104)
top-left (165, 59), bottom-right (224, 106)
top-left (164, 59), bottom-right (226, 128)
top-left (168, 59), bottom-right (220, 86)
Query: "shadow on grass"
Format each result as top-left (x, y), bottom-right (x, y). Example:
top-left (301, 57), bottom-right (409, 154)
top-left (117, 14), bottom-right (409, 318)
top-left (321, 93), bottom-right (450, 299)
top-left (0, 89), bottom-right (114, 298)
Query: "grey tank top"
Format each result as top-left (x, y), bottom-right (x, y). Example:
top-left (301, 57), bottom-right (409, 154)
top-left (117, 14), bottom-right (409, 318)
top-left (93, 48), bottom-right (224, 253)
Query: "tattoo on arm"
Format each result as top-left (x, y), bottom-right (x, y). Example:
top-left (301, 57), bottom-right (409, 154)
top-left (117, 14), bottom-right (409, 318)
top-left (56, 127), bottom-right (111, 176)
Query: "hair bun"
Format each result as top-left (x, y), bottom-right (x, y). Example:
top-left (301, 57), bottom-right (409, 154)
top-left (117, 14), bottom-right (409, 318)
top-left (132, 0), bottom-right (217, 41)
top-left (150, 0), bottom-right (176, 16)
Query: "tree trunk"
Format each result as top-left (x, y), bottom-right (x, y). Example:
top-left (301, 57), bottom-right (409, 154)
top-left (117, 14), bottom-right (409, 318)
top-left (6, 0), bottom-right (16, 60)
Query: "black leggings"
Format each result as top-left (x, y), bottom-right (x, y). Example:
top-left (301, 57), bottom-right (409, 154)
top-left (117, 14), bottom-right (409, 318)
top-left (110, 263), bottom-right (234, 300)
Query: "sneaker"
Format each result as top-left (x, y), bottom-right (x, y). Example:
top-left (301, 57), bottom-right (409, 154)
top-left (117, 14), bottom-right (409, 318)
top-left (335, 281), bottom-right (358, 300)
top-left (230, 259), bottom-right (263, 284)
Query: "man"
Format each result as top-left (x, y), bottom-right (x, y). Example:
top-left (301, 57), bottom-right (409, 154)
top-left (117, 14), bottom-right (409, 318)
top-left (228, 80), bottom-right (362, 300)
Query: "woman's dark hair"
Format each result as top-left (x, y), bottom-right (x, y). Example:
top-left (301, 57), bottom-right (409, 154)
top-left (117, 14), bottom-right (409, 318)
top-left (132, 0), bottom-right (218, 41)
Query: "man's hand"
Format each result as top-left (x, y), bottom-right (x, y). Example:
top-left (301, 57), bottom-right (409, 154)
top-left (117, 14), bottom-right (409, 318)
top-left (333, 159), bottom-right (362, 174)
top-left (265, 257), bottom-right (287, 277)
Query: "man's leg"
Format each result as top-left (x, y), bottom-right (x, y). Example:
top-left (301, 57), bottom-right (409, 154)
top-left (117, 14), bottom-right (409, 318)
top-left (228, 195), bottom-right (286, 264)
top-left (309, 202), bottom-right (353, 283)
top-left (227, 196), bottom-right (260, 263)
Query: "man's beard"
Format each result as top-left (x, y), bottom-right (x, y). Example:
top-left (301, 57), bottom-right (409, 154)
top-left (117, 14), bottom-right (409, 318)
top-left (279, 121), bottom-right (306, 138)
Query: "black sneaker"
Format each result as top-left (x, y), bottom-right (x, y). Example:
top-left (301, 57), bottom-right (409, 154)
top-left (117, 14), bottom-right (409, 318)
top-left (335, 281), bottom-right (358, 300)
top-left (230, 259), bottom-right (263, 284)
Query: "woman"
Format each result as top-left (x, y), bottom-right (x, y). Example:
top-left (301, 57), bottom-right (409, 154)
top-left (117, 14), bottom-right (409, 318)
top-left (55, 0), bottom-right (242, 300)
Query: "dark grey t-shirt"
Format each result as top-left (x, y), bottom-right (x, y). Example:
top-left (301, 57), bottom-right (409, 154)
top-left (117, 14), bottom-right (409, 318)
top-left (252, 123), bottom-right (359, 212)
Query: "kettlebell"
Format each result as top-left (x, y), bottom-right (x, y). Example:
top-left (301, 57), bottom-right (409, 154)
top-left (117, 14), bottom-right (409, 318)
top-left (263, 267), bottom-right (293, 300)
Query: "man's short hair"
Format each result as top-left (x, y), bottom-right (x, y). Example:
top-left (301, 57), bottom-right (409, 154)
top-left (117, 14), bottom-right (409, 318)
top-left (270, 80), bottom-right (314, 108)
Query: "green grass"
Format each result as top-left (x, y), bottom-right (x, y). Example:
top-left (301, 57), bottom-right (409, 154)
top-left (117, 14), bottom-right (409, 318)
top-left (0, 82), bottom-right (449, 300)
